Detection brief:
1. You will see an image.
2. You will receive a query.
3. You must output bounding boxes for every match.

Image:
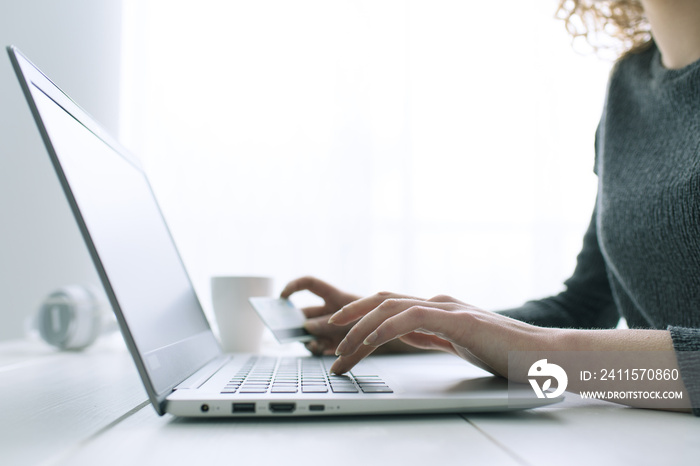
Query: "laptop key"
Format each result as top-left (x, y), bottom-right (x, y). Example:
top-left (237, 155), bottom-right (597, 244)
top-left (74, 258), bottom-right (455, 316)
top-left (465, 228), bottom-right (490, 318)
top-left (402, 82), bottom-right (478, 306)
top-left (271, 387), bottom-right (298, 393)
top-left (353, 376), bottom-right (382, 382)
top-left (360, 385), bottom-right (393, 393)
top-left (331, 386), bottom-right (359, 393)
top-left (302, 386), bottom-right (329, 393)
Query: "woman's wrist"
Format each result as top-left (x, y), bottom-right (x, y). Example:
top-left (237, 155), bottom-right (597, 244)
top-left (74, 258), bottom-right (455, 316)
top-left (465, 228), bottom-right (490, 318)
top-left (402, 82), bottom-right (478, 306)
top-left (547, 328), bottom-right (674, 352)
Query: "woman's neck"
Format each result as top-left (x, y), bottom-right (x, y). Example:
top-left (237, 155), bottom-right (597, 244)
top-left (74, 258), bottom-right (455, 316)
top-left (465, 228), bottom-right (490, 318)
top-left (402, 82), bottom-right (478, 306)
top-left (642, 0), bottom-right (700, 69)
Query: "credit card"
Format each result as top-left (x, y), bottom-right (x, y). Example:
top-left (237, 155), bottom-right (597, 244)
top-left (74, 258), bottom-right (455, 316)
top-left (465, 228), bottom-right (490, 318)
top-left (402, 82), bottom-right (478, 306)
top-left (248, 297), bottom-right (315, 343)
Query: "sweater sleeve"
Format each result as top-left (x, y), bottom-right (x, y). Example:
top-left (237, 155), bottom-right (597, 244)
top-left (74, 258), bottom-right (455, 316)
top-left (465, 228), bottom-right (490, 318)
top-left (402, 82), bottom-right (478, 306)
top-left (668, 327), bottom-right (700, 414)
top-left (498, 205), bottom-right (620, 329)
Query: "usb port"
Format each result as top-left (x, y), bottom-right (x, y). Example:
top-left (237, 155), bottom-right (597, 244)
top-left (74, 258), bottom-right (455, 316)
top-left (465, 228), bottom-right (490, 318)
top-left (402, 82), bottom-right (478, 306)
top-left (269, 402), bottom-right (296, 413)
top-left (232, 403), bottom-right (256, 413)
top-left (309, 404), bottom-right (325, 412)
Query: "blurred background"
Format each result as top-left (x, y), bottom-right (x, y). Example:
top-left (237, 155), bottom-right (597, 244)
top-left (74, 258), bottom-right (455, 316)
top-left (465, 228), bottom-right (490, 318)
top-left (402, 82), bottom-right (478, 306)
top-left (0, 0), bottom-right (611, 341)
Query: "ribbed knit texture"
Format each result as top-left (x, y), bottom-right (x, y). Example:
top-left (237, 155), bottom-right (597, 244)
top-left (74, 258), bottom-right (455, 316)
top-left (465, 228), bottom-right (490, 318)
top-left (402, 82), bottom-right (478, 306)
top-left (500, 42), bottom-right (700, 414)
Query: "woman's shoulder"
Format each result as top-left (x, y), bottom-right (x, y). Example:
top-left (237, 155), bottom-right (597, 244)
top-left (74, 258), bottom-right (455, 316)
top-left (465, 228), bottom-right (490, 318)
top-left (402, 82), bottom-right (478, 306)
top-left (613, 41), bottom-right (700, 87)
top-left (610, 41), bottom-right (658, 80)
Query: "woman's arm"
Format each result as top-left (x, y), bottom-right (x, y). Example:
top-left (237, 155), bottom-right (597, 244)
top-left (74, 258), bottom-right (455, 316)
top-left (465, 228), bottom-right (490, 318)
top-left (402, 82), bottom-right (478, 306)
top-left (329, 294), bottom-right (691, 411)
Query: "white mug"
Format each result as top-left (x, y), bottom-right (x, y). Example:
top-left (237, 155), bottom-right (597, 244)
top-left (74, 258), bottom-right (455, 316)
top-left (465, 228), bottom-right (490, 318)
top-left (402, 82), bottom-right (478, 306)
top-left (210, 276), bottom-right (271, 352)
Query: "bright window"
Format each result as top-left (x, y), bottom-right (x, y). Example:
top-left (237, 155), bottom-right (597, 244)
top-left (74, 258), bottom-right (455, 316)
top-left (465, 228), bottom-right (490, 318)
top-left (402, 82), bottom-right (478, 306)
top-left (120, 0), bottom-right (611, 315)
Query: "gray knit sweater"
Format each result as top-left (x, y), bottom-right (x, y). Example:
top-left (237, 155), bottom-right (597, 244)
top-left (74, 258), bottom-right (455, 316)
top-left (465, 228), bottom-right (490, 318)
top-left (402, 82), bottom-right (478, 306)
top-left (500, 42), bottom-right (700, 413)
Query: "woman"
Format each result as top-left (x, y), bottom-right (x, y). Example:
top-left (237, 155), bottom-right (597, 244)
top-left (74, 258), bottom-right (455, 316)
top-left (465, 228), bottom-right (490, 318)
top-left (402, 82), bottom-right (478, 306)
top-left (281, 0), bottom-right (700, 413)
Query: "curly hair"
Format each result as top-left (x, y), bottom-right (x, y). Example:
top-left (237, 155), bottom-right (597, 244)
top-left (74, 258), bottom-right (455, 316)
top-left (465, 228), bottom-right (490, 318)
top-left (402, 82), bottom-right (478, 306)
top-left (556, 0), bottom-right (652, 59)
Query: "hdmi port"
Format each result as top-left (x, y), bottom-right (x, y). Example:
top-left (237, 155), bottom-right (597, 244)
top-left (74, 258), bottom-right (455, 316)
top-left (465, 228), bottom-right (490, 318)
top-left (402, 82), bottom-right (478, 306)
top-left (269, 402), bottom-right (296, 413)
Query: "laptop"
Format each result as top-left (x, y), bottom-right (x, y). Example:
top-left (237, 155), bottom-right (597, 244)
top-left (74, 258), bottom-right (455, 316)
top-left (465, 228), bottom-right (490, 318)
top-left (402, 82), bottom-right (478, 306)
top-left (7, 45), bottom-right (558, 417)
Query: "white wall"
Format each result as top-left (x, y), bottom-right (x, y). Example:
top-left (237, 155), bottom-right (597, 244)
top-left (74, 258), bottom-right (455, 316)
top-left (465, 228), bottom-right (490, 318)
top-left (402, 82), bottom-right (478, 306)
top-left (0, 0), bottom-right (122, 341)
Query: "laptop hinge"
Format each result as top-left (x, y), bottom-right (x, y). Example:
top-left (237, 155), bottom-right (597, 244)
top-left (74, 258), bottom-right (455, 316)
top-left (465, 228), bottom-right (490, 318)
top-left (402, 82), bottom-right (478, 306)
top-left (173, 354), bottom-right (231, 391)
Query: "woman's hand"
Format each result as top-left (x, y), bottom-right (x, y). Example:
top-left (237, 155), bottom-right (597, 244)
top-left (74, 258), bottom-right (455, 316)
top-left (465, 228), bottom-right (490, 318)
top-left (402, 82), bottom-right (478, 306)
top-left (328, 292), bottom-right (556, 375)
top-left (280, 277), bottom-right (361, 356)
top-left (283, 280), bottom-right (689, 411)
top-left (281, 277), bottom-right (422, 357)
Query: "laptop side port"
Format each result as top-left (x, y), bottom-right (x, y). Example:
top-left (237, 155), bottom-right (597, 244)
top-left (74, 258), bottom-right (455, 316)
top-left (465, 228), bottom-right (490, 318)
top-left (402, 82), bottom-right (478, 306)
top-left (309, 404), bottom-right (325, 412)
top-left (232, 403), bottom-right (256, 413)
top-left (269, 402), bottom-right (296, 413)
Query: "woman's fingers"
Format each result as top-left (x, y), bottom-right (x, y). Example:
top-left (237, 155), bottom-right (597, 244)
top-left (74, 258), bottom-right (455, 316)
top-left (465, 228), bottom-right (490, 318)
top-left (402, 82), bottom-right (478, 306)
top-left (305, 337), bottom-right (336, 356)
top-left (427, 294), bottom-right (467, 305)
top-left (329, 344), bottom-right (379, 374)
top-left (301, 305), bottom-right (331, 319)
top-left (304, 314), bottom-right (351, 336)
top-left (280, 276), bottom-right (340, 300)
top-left (303, 315), bottom-right (353, 356)
top-left (329, 292), bottom-right (420, 326)
top-left (336, 300), bottom-right (464, 356)
top-left (365, 307), bottom-right (468, 348)
top-left (331, 307), bottom-right (469, 374)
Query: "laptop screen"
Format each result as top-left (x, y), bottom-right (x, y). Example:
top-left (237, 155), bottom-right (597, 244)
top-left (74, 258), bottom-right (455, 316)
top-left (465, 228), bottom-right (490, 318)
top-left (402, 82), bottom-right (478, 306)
top-left (9, 47), bottom-right (221, 412)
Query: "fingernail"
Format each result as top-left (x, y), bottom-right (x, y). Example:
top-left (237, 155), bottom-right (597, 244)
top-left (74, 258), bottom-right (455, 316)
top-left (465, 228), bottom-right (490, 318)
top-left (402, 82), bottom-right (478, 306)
top-left (335, 340), bottom-right (348, 356)
top-left (364, 332), bottom-right (378, 346)
top-left (330, 359), bottom-right (344, 375)
top-left (328, 311), bottom-right (341, 325)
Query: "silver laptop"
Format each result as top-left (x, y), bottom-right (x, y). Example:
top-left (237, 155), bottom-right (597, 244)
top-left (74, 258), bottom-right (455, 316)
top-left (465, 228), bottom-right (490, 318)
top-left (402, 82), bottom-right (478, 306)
top-left (8, 45), bottom-right (558, 417)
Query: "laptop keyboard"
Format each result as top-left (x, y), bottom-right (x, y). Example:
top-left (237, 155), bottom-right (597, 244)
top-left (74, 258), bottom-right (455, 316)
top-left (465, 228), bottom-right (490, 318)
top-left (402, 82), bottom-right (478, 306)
top-left (220, 356), bottom-right (393, 395)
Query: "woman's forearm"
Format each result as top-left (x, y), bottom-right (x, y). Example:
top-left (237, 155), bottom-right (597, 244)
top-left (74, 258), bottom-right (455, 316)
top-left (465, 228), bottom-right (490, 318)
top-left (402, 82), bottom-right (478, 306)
top-left (548, 328), bottom-right (690, 411)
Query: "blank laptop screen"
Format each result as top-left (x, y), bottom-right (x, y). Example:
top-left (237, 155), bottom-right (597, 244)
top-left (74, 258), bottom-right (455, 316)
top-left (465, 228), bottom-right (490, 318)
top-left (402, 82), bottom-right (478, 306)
top-left (19, 59), bottom-right (220, 401)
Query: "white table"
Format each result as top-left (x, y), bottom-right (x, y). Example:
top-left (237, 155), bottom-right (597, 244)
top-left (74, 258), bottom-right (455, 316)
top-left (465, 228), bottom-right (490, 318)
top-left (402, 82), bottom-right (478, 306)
top-left (1, 337), bottom-right (698, 466)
